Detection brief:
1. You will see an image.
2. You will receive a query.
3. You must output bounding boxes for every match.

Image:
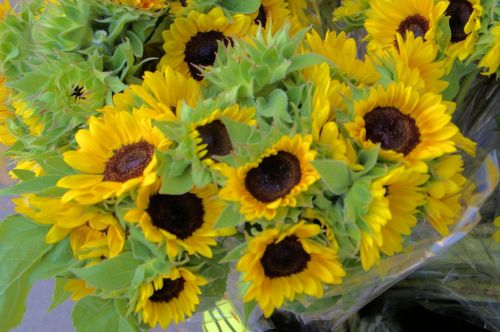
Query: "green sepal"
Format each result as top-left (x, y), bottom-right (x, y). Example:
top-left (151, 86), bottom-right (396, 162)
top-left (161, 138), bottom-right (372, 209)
top-left (49, 278), bottom-right (72, 312)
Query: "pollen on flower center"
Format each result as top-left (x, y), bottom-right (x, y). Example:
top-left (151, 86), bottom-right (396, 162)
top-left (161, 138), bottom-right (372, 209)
top-left (261, 236), bottom-right (311, 278)
top-left (245, 151), bottom-right (302, 203)
top-left (364, 106), bottom-right (420, 155)
top-left (146, 193), bottom-right (204, 239)
top-left (148, 278), bottom-right (185, 303)
top-left (446, 0), bottom-right (473, 42)
top-left (396, 14), bottom-right (429, 40)
top-left (103, 140), bottom-right (155, 182)
top-left (254, 6), bottom-right (267, 27)
top-left (184, 31), bottom-right (232, 81)
top-left (197, 120), bottom-right (233, 160)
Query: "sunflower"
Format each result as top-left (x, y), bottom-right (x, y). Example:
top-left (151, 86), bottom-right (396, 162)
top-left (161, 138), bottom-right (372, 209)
top-left (13, 195), bottom-right (125, 259)
top-left (113, 0), bottom-right (166, 10)
top-left (390, 33), bottom-right (448, 94)
top-left (286, 0), bottom-right (308, 25)
top-left (364, 0), bottom-right (448, 51)
top-left (444, 0), bottom-right (483, 61)
top-left (159, 7), bottom-right (255, 81)
top-left (360, 166), bottom-right (428, 270)
top-left (237, 222), bottom-right (345, 317)
top-left (190, 105), bottom-right (256, 167)
top-left (125, 182), bottom-right (231, 258)
top-left (0, 0), bottom-right (11, 20)
top-left (425, 154), bottom-right (466, 236)
top-left (57, 111), bottom-right (171, 204)
top-left (9, 160), bottom-right (45, 180)
top-left (12, 99), bottom-right (44, 137)
top-left (304, 29), bottom-right (380, 86)
top-left (251, 0), bottom-right (293, 34)
top-left (64, 279), bottom-right (95, 301)
top-left (129, 66), bottom-right (203, 121)
top-left (219, 135), bottom-right (320, 221)
top-left (168, 0), bottom-right (192, 17)
top-left (345, 82), bottom-right (458, 172)
top-left (479, 25), bottom-right (500, 76)
top-left (135, 267), bottom-right (207, 329)
top-left (0, 76), bottom-right (15, 146)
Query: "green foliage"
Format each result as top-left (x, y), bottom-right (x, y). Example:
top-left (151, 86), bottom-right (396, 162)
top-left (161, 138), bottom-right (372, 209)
top-left (313, 160), bottom-right (351, 195)
top-left (71, 252), bottom-right (143, 291)
top-left (72, 297), bottom-right (140, 332)
top-left (0, 175), bottom-right (61, 196)
top-left (220, 0), bottom-right (260, 14)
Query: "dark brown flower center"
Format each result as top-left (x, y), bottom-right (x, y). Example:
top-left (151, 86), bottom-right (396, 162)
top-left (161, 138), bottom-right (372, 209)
top-left (196, 120), bottom-right (233, 160)
top-left (261, 236), bottom-right (311, 278)
top-left (364, 106), bottom-right (420, 155)
top-left (149, 277), bottom-right (185, 303)
top-left (184, 31), bottom-right (232, 81)
top-left (446, 0), bottom-right (473, 43)
top-left (254, 6), bottom-right (267, 27)
top-left (180, 0), bottom-right (187, 7)
top-left (103, 140), bottom-right (155, 182)
top-left (245, 151), bottom-right (301, 203)
top-left (70, 85), bottom-right (86, 100)
top-left (146, 193), bottom-right (204, 239)
top-left (396, 14), bottom-right (429, 40)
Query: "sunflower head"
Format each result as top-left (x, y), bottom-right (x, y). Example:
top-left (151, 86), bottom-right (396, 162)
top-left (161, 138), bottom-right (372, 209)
top-left (125, 182), bottom-right (230, 258)
top-left (445, 0), bottom-right (483, 61)
top-left (57, 110), bottom-right (171, 204)
top-left (219, 135), bottom-right (320, 220)
top-left (365, 0), bottom-right (448, 51)
top-left (159, 7), bottom-right (255, 81)
top-left (135, 268), bottom-right (207, 329)
top-left (345, 82), bottom-right (458, 171)
top-left (237, 222), bottom-right (345, 317)
top-left (360, 166), bottom-right (428, 270)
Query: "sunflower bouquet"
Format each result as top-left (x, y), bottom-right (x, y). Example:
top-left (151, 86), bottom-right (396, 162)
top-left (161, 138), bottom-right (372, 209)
top-left (0, 0), bottom-right (499, 331)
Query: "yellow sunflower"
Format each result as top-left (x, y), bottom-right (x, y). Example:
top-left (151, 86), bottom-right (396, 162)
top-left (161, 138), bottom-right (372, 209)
top-left (345, 82), bottom-right (458, 172)
top-left (125, 181), bottom-right (231, 258)
top-left (479, 25), bottom-right (500, 76)
top-left (159, 7), bottom-right (255, 81)
top-left (286, 0), bottom-right (308, 25)
top-left (9, 160), bottom-right (45, 180)
top-left (64, 279), bottom-right (95, 301)
top-left (57, 110), bottom-right (171, 204)
top-left (251, 0), bottom-right (294, 35)
top-left (304, 29), bottom-right (380, 86)
top-left (360, 166), bottom-right (428, 270)
top-left (238, 221), bottom-right (345, 317)
top-left (168, 0), bottom-right (193, 17)
top-left (130, 66), bottom-right (202, 121)
top-left (113, 0), bottom-right (166, 10)
top-left (0, 76), bottom-right (15, 146)
top-left (0, 0), bottom-right (11, 20)
top-left (444, 0), bottom-right (483, 61)
top-left (12, 99), bottom-right (44, 136)
top-left (13, 195), bottom-right (125, 260)
top-left (390, 33), bottom-right (448, 94)
top-left (425, 154), bottom-right (466, 236)
top-left (136, 267), bottom-right (207, 329)
top-left (219, 135), bottom-right (320, 221)
top-left (190, 105), bottom-right (256, 167)
top-left (364, 0), bottom-right (448, 51)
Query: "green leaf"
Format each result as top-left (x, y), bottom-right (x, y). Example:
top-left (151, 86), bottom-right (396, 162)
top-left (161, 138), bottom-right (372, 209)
top-left (222, 116), bottom-right (254, 145)
top-left (37, 155), bottom-right (75, 175)
top-left (71, 252), bottom-right (142, 291)
top-left (10, 169), bottom-right (35, 182)
top-left (256, 89), bottom-right (288, 118)
top-left (72, 297), bottom-right (122, 332)
top-left (220, 0), bottom-right (261, 13)
top-left (115, 299), bottom-right (141, 332)
top-left (219, 242), bottom-right (247, 263)
top-left (160, 167), bottom-right (193, 195)
top-left (49, 278), bottom-right (71, 312)
top-left (0, 215), bottom-right (52, 330)
top-left (214, 204), bottom-right (243, 229)
top-left (9, 72), bottom-right (48, 94)
top-left (30, 238), bottom-right (81, 282)
top-left (289, 54), bottom-right (329, 73)
top-left (313, 160), bottom-right (351, 194)
top-left (0, 175), bottom-right (61, 196)
top-left (243, 300), bottom-right (257, 325)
